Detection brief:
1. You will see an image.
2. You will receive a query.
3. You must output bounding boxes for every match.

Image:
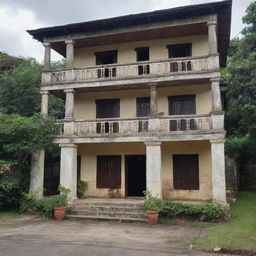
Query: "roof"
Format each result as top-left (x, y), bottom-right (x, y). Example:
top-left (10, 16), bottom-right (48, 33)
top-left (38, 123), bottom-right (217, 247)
top-left (27, 0), bottom-right (232, 67)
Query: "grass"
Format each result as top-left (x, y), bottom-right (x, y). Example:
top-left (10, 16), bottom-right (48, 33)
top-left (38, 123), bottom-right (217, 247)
top-left (0, 209), bottom-right (21, 220)
top-left (193, 192), bottom-right (256, 250)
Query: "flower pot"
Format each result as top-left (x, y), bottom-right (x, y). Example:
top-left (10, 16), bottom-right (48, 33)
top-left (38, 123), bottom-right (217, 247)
top-left (175, 218), bottom-right (186, 225)
top-left (147, 210), bottom-right (159, 224)
top-left (54, 207), bottom-right (66, 220)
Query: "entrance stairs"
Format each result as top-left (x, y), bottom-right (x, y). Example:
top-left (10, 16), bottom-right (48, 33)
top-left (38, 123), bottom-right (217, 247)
top-left (67, 198), bottom-right (147, 223)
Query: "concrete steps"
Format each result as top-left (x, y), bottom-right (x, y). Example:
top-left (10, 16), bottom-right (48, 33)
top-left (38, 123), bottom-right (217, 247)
top-left (67, 199), bottom-right (147, 223)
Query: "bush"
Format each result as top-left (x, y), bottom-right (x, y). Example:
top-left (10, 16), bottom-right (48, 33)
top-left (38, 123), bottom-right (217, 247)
top-left (77, 180), bottom-right (88, 198)
top-left (143, 190), bottom-right (164, 212)
top-left (161, 201), bottom-right (224, 222)
top-left (19, 186), bottom-right (70, 217)
top-left (0, 174), bottom-right (23, 210)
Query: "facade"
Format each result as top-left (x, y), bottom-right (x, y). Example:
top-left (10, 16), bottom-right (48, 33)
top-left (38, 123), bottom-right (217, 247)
top-left (28, 0), bottom-right (232, 205)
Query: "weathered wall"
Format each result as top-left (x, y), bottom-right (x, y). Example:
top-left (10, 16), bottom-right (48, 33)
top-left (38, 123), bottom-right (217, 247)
top-left (77, 140), bottom-right (212, 200)
top-left (74, 84), bottom-right (212, 119)
top-left (73, 35), bottom-right (208, 68)
top-left (162, 140), bottom-right (212, 201)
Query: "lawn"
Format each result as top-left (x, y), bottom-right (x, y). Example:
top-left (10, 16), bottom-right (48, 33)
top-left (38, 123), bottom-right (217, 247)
top-left (0, 210), bottom-right (21, 220)
top-left (193, 192), bottom-right (256, 250)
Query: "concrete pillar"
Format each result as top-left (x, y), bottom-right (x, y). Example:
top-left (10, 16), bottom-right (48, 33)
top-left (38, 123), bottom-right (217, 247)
top-left (43, 42), bottom-right (51, 70)
top-left (210, 77), bottom-right (222, 112)
top-left (29, 91), bottom-right (49, 197)
top-left (145, 142), bottom-right (162, 198)
top-left (40, 91), bottom-right (49, 116)
top-left (64, 89), bottom-right (75, 120)
top-left (65, 39), bottom-right (75, 68)
top-left (60, 144), bottom-right (78, 200)
top-left (210, 140), bottom-right (227, 205)
top-left (207, 21), bottom-right (218, 55)
top-left (150, 84), bottom-right (158, 116)
top-left (30, 150), bottom-right (45, 198)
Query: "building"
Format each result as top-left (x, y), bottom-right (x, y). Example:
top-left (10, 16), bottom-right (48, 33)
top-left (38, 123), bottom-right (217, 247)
top-left (28, 0), bottom-right (232, 205)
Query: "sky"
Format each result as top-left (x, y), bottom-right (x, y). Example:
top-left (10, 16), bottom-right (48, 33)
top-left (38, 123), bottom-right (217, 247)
top-left (0, 0), bottom-right (254, 62)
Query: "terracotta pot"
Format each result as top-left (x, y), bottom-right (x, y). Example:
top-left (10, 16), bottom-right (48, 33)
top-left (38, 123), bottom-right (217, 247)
top-left (175, 218), bottom-right (186, 225)
top-left (147, 210), bottom-right (159, 224)
top-left (54, 207), bottom-right (66, 220)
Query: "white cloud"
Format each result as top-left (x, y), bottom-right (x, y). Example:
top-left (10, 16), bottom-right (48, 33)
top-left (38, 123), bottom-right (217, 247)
top-left (0, 0), bottom-right (254, 62)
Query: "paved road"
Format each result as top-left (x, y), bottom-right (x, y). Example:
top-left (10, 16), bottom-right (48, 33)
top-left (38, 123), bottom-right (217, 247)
top-left (0, 216), bottom-right (223, 256)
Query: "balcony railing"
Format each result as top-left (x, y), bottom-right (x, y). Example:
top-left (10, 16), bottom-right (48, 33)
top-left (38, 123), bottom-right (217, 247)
top-left (42, 55), bottom-right (219, 85)
top-left (55, 114), bottom-right (212, 136)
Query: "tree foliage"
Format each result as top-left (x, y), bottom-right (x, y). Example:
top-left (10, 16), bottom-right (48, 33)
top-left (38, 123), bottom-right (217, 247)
top-left (223, 2), bottom-right (256, 190)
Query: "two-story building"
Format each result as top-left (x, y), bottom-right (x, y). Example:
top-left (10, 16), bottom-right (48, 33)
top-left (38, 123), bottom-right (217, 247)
top-left (28, 0), bottom-right (232, 205)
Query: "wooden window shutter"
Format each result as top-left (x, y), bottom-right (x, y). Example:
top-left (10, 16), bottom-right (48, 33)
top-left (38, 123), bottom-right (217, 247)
top-left (136, 97), bottom-right (150, 117)
top-left (97, 156), bottom-right (121, 189)
top-left (168, 95), bottom-right (196, 115)
top-left (173, 154), bottom-right (199, 190)
top-left (96, 99), bottom-right (120, 118)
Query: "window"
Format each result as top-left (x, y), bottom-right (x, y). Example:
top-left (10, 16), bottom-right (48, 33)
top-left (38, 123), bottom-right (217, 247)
top-left (136, 97), bottom-right (150, 132)
top-left (167, 43), bottom-right (192, 58)
top-left (95, 50), bottom-right (117, 78)
top-left (135, 47), bottom-right (149, 62)
top-left (136, 97), bottom-right (150, 117)
top-left (135, 47), bottom-right (150, 75)
top-left (95, 50), bottom-right (118, 65)
top-left (96, 99), bottom-right (120, 133)
top-left (173, 155), bottom-right (199, 190)
top-left (97, 155), bottom-right (121, 188)
top-left (168, 95), bottom-right (196, 115)
top-left (96, 99), bottom-right (120, 118)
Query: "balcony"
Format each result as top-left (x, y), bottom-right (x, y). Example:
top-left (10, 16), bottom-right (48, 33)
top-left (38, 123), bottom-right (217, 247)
top-left (56, 114), bottom-right (212, 136)
top-left (42, 55), bottom-right (219, 87)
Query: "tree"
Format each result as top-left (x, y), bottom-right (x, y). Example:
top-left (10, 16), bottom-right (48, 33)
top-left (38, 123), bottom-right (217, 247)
top-left (0, 55), bottom-right (64, 118)
top-left (223, 2), bottom-right (256, 190)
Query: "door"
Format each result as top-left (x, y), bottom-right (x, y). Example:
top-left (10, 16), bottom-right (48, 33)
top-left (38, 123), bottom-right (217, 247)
top-left (125, 155), bottom-right (146, 197)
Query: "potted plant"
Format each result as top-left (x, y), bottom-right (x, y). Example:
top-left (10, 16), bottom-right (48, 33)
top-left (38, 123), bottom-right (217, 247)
top-left (53, 186), bottom-right (70, 220)
top-left (143, 191), bottom-right (164, 224)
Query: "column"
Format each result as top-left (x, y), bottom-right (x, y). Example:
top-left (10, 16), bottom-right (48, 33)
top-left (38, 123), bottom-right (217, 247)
top-left (43, 42), bottom-right (51, 70)
top-left (60, 144), bottom-right (78, 200)
top-left (64, 89), bottom-right (75, 120)
top-left (207, 21), bottom-right (218, 55)
top-left (41, 91), bottom-right (49, 116)
top-left (65, 39), bottom-right (75, 68)
top-left (211, 77), bottom-right (222, 112)
top-left (150, 83), bottom-right (158, 116)
top-left (210, 140), bottom-right (227, 205)
top-left (29, 91), bottom-right (49, 198)
top-left (145, 142), bottom-right (162, 198)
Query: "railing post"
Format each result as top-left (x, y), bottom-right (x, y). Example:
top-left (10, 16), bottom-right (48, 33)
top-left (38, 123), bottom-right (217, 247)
top-left (43, 42), bottom-right (51, 70)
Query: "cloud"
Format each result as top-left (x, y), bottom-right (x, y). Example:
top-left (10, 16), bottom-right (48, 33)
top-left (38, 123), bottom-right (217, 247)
top-left (0, 0), bottom-right (254, 61)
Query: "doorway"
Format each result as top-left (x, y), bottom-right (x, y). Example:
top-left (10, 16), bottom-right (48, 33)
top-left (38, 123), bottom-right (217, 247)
top-left (125, 155), bottom-right (146, 197)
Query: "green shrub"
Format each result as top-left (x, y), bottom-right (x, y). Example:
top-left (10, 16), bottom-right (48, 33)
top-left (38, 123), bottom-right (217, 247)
top-left (77, 180), bottom-right (88, 198)
top-left (0, 174), bottom-right (23, 210)
top-left (19, 193), bottom-right (36, 213)
top-left (161, 201), bottom-right (224, 222)
top-left (143, 190), bottom-right (164, 212)
top-left (19, 186), bottom-right (70, 217)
